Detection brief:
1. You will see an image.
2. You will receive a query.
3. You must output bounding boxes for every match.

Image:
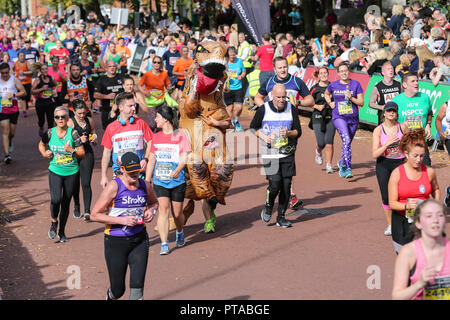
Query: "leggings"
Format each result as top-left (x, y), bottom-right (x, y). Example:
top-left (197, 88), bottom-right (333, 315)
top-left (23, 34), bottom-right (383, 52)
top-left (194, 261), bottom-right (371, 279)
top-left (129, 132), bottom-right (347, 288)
top-left (375, 157), bottom-right (404, 208)
top-left (391, 211), bottom-right (414, 254)
top-left (49, 170), bottom-right (79, 235)
top-left (312, 121), bottom-right (336, 149)
top-left (104, 230), bottom-right (149, 300)
top-left (36, 99), bottom-right (55, 129)
top-left (73, 148), bottom-right (94, 213)
top-left (332, 118), bottom-right (358, 169)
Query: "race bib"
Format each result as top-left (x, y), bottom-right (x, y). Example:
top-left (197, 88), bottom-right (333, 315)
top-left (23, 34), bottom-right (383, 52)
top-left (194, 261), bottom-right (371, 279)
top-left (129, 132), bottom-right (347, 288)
top-left (155, 162), bottom-right (172, 180)
top-left (338, 101), bottom-right (353, 115)
top-left (406, 116), bottom-right (423, 130)
top-left (54, 152), bottom-right (74, 165)
top-left (271, 132), bottom-right (288, 149)
top-left (169, 57), bottom-right (179, 66)
top-left (227, 70), bottom-right (238, 79)
top-left (42, 90), bottom-right (53, 98)
top-left (424, 276), bottom-right (450, 300)
top-left (1, 99), bottom-right (11, 107)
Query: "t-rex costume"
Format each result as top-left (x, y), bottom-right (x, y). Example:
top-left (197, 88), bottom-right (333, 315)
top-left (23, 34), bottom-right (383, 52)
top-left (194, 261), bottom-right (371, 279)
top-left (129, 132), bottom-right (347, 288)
top-left (178, 41), bottom-right (234, 231)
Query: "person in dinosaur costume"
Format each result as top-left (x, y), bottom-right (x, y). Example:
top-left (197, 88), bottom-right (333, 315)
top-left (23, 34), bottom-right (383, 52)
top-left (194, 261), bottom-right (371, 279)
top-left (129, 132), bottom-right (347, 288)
top-left (178, 41), bottom-right (234, 233)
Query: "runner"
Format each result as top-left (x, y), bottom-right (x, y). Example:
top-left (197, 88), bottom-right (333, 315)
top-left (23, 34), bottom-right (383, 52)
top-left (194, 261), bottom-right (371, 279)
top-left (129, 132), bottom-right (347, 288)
top-left (223, 46), bottom-right (246, 132)
top-left (116, 37), bottom-right (131, 74)
top-left (100, 92), bottom-right (153, 188)
top-left (172, 46), bottom-right (193, 102)
top-left (90, 151), bottom-right (158, 300)
top-left (0, 62), bottom-right (26, 164)
top-left (103, 42), bottom-right (122, 67)
top-left (49, 40), bottom-right (70, 69)
top-left (237, 33), bottom-right (253, 96)
top-left (68, 99), bottom-right (97, 220)
top-left (369, 61), bottom-right (402, 125)
top-left (250, 84), bottom-right (302, 228)
top-left (254, 56), bottom-right (314, 209)
top-left (434, 96), bottom-right (450, 155)
top-left (47, 55), bottom-right (67, 106)
top-left (324, 62), bottom-right (364, 179)
top-left (13, 51), bottom-right (33, 117)
top-left (61, 63), bottom-right (94, 116)
top-left (388, 129), bottom-right (440, 254)
top-left (110, 76), bottom-right (146, 118)
top-left (38, 106), bottom-right (85, 242)
top-left (162, 39), bottom-right (180, 88)
top-left (89, 47), bottom-right (105, 113)
top-left (391, 72), bottom-right (434, 166)
top-left (372, 101), bottom-right (409, 236)
top-left (31, 63), bottom-right (58, 137)
top-left (145, 104), bottom-right (191, 255)
top-left (138, 56), bottom-right (177, 131)
top-left (309, 66), bottom-right (335, 174)
top-left (392, 199), bottom-right (450, 300)
top-left (21, 39), bottom-right (40, 64)
top-left (93, 60), bottom-right (124, 130)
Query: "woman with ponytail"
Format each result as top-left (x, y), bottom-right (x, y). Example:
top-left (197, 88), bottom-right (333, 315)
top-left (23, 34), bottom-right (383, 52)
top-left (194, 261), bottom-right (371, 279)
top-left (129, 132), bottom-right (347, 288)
top-left (388, 129), bottom-right (440, 254)
top-left (392, 199), bottom-right (450, 300)
top-left (145, 104), bottom-right (191, 255)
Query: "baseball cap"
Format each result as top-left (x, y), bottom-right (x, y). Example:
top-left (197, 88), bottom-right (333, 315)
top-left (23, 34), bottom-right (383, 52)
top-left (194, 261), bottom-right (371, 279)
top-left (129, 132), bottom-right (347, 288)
top-left (120, 152), bottom-right (141, 173)
top-left (384, 101), bottom-right (398, 112)
top-left (149, 49), bottom-right (156, 54)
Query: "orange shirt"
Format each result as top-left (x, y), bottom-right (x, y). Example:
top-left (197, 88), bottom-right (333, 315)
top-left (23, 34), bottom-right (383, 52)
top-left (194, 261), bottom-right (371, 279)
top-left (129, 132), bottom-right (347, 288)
top-left (117, 45), bottom-right (131, 66)
top-left (139, 70), bottom-right (170, 99)
top-left (14, 61), bottom-right (32, 85)
top-left (173, 57), bottom-right (193, 86)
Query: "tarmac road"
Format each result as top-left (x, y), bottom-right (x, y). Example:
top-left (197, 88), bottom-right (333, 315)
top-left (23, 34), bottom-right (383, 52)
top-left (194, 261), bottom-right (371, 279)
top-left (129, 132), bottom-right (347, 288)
top-left (0, 106), bottom-right (449, 301)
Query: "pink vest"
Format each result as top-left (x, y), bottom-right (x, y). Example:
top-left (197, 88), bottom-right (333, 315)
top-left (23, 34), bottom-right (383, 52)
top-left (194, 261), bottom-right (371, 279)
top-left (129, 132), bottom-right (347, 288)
top-left (410, 238), bottom-right (450, 300)
top-left (379, 123), bottom-right (404, 159)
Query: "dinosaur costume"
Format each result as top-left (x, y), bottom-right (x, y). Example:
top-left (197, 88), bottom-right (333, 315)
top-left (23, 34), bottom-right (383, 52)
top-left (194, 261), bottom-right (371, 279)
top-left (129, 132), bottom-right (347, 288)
top-left (178, 41), bottom-right (234, 228)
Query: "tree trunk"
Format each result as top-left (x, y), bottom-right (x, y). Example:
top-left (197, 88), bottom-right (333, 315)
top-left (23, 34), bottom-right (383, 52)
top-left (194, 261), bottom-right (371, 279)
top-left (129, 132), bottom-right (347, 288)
top-left (303, 0), bottom-right (315, 38)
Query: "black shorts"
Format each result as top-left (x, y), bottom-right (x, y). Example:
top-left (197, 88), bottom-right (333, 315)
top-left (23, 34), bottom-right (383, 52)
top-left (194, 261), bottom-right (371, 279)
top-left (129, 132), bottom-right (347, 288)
top-left (153, 183), bottom-right (186, 202)
top-left (20, 83), bottom-right (32, 102)
top-left (263, 154), bottom-right (296, 178)
top-left (0, 111), bottom-right (19, 124)
top-left (223, 89), bottom-right (243, 106)
top-left (175, 81), bottom-right (185, 91)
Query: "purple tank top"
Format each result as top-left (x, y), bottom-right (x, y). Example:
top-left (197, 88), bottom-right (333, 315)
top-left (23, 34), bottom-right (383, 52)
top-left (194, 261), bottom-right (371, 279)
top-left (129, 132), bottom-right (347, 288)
top-left (105, 177), bottom-right (148, 237)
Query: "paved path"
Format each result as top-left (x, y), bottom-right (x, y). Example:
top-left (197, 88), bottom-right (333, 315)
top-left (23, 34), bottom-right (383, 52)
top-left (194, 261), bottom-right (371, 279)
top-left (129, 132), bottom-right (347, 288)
top-left (0, 107), bottom-right (449, 300)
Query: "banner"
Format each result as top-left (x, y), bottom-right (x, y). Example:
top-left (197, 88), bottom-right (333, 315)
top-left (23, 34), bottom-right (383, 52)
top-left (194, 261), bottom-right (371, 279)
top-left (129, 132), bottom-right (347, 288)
top-left (300, 66), bottom-right (450, 138)
top-left (231, 0), bottom-right (270, 46)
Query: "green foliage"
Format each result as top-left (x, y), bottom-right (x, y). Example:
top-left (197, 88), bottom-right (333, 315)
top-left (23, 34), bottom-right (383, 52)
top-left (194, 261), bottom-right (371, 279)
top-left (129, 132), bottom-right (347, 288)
top-left (417, 0), bottom-right (450, 17)
top-left (0, 0), bottom-right (20, 16)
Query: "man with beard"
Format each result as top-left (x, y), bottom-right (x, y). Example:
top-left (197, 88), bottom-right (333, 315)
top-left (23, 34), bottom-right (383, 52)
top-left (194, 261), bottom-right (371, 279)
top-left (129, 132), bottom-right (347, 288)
top-left (61, 64), bottom-right (95, 116)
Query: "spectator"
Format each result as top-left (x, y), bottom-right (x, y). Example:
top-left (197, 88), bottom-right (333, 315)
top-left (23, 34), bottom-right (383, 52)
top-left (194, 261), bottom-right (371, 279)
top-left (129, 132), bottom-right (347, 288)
top-left (334, 39), bottom-right (353, 67)
top-left (430, 52), bottom-right (450, 86)
top-left (387, 4), bottom-right (405, 38)
top-left (410, 12), bottom-right (423, 39)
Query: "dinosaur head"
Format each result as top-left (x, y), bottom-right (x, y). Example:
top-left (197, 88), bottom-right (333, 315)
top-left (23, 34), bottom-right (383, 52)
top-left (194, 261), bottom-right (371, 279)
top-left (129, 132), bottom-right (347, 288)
top-left (195, 41), bottom-right (227, 80)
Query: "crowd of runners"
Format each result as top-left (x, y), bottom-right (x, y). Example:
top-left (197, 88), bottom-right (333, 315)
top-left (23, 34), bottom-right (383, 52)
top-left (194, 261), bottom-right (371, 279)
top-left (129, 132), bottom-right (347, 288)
top-left (1, 1), bottom-right (450, 300)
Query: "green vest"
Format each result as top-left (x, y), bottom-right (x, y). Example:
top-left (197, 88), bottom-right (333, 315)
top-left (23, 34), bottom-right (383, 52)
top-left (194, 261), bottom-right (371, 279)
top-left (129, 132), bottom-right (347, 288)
top-left (247, 69), bottom-right (261, 97)
top-left (391, 92), bottom-right (432, 131)
top-left (238, 41), bottom-right (253, 68)
top-left (48, 126), bottom-right (79, 176)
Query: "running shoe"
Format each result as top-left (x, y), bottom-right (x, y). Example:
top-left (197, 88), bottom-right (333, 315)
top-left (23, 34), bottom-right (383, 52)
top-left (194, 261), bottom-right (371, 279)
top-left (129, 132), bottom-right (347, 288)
top-left (276, 216), bottom-right (292, 228)
top-left (84, 211), bottom-right (91, 221)
top-left (160, 242), bottom-right (170, 255)
top-left (444, 186), bottom-right (450, 208)
top-left (204, 219), bottom-right (215, 233)
top-left (261, 203), bottom-right (273, 223)
top-left (4, 154), bottom-right (11, 164)
top-left (326, 163), bottom-right (334, 174)
top-left (343, 168), bottom-right (353, 179)
top-left (58, 233), bottom-right (69, 243)
top-left (384, 225), bottom-right (392, 236)
top-left (73, 204), bottom-right (82, 218)
top-left (8, 143), bottom-right (13, 153)
top-left (48, 221), bottom-right (58, 239)
top-left (234, 120), bottom-right (244, 132)
top-left (315, 150), bottom-right (323, 165)
top-left (176, 229), bottom-right (185, 247)
top-left (338, 160), bottom-right (346, 178)
top-left (289, 193), bottom-right (303, 209)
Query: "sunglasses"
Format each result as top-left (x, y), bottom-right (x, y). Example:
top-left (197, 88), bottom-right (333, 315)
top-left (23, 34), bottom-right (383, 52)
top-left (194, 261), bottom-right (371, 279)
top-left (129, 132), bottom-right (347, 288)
top-left (153, 60), bottom-right (162, 64)
top-left (54, 115), bottom-right (67, 120)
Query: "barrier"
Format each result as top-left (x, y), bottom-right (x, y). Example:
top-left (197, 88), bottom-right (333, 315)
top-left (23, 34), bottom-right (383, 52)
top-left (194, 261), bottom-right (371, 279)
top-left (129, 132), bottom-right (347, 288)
top-left (299, 66), bottom-right (450, 137)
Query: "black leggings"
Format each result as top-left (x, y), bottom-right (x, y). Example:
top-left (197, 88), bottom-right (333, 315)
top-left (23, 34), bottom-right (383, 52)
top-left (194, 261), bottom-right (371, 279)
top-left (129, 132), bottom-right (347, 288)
top-left (49, 170), bottom-right (79, 235)
top-left (104, 230), bottom-right (149, 300)
top-left (36, 99), bottom-right (55, 129)
top-left (375, 157), bottom-right (404, 207)
top-left (266, 175), bottom-right (292, 216)
top-left (73, 149), bottom-right (94, 212)
top-left (391, 211), bottom-right (414, 254)
top-left (312, 121), bottom-right (335, 149)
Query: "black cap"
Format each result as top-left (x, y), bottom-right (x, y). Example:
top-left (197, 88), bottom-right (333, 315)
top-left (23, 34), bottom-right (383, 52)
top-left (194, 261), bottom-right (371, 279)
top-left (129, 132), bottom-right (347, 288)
top-left (148, 49), bottom-right (156, 54)
top-left (120, 152), bottom-right (141, 173)
top-left (384, 101), bottom-right (398, 112)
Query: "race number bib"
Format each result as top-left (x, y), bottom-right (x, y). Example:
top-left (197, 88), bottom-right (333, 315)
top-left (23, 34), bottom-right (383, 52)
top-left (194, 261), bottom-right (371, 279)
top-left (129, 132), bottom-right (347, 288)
top-left (338, 101), bottom-right (353, 115)
top-left (42, 90), bottom-right (53, 98)
top-left (227, 70), bottom-right (238, 79)
top-left (1, 99), bottom-right (12, 107)
top-left (424, 276), bottom-right (450, 300)
top-left (405, 116), bottom-right (423, 130)
top-left (54, 152), bottom-right (74, 165)
top-left (271, 132), bottom-right (288, 149)
top-left (155, 163), bottom-right (172, 181)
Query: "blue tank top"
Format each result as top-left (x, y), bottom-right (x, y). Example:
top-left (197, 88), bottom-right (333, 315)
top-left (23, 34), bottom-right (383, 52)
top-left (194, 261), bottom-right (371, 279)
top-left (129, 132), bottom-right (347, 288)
top-left (264, 75), bottom-right (304, 103)
top-left (105, 177), bottom-right (147, 237)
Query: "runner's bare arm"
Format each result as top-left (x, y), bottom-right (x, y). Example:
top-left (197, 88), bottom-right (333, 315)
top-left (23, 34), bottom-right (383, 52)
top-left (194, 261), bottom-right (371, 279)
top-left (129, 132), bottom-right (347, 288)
top-left (100, 148), bottom-right (112, 188)
top-left (428, 168), bottom-right (440, 200)
top-left (369, 86), bottom-right (381, 110)
top-left (298, 94), bottom-right (314, 108)
top-left (14, 78), bottom-right (27, 97)
top-left (145, 153), bottom-right (156, 182)
top-left (254, 92), bottom-right (266, 107)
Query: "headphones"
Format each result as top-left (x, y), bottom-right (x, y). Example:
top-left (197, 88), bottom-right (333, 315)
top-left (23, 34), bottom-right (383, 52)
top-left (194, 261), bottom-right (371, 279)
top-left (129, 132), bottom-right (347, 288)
top-left (119, 117), bottom-right (134, 126)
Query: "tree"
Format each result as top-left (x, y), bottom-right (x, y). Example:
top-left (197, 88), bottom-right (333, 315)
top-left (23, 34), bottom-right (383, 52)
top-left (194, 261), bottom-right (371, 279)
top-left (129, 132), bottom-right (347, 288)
top-left (0, 0), bottom-right (20, 16)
